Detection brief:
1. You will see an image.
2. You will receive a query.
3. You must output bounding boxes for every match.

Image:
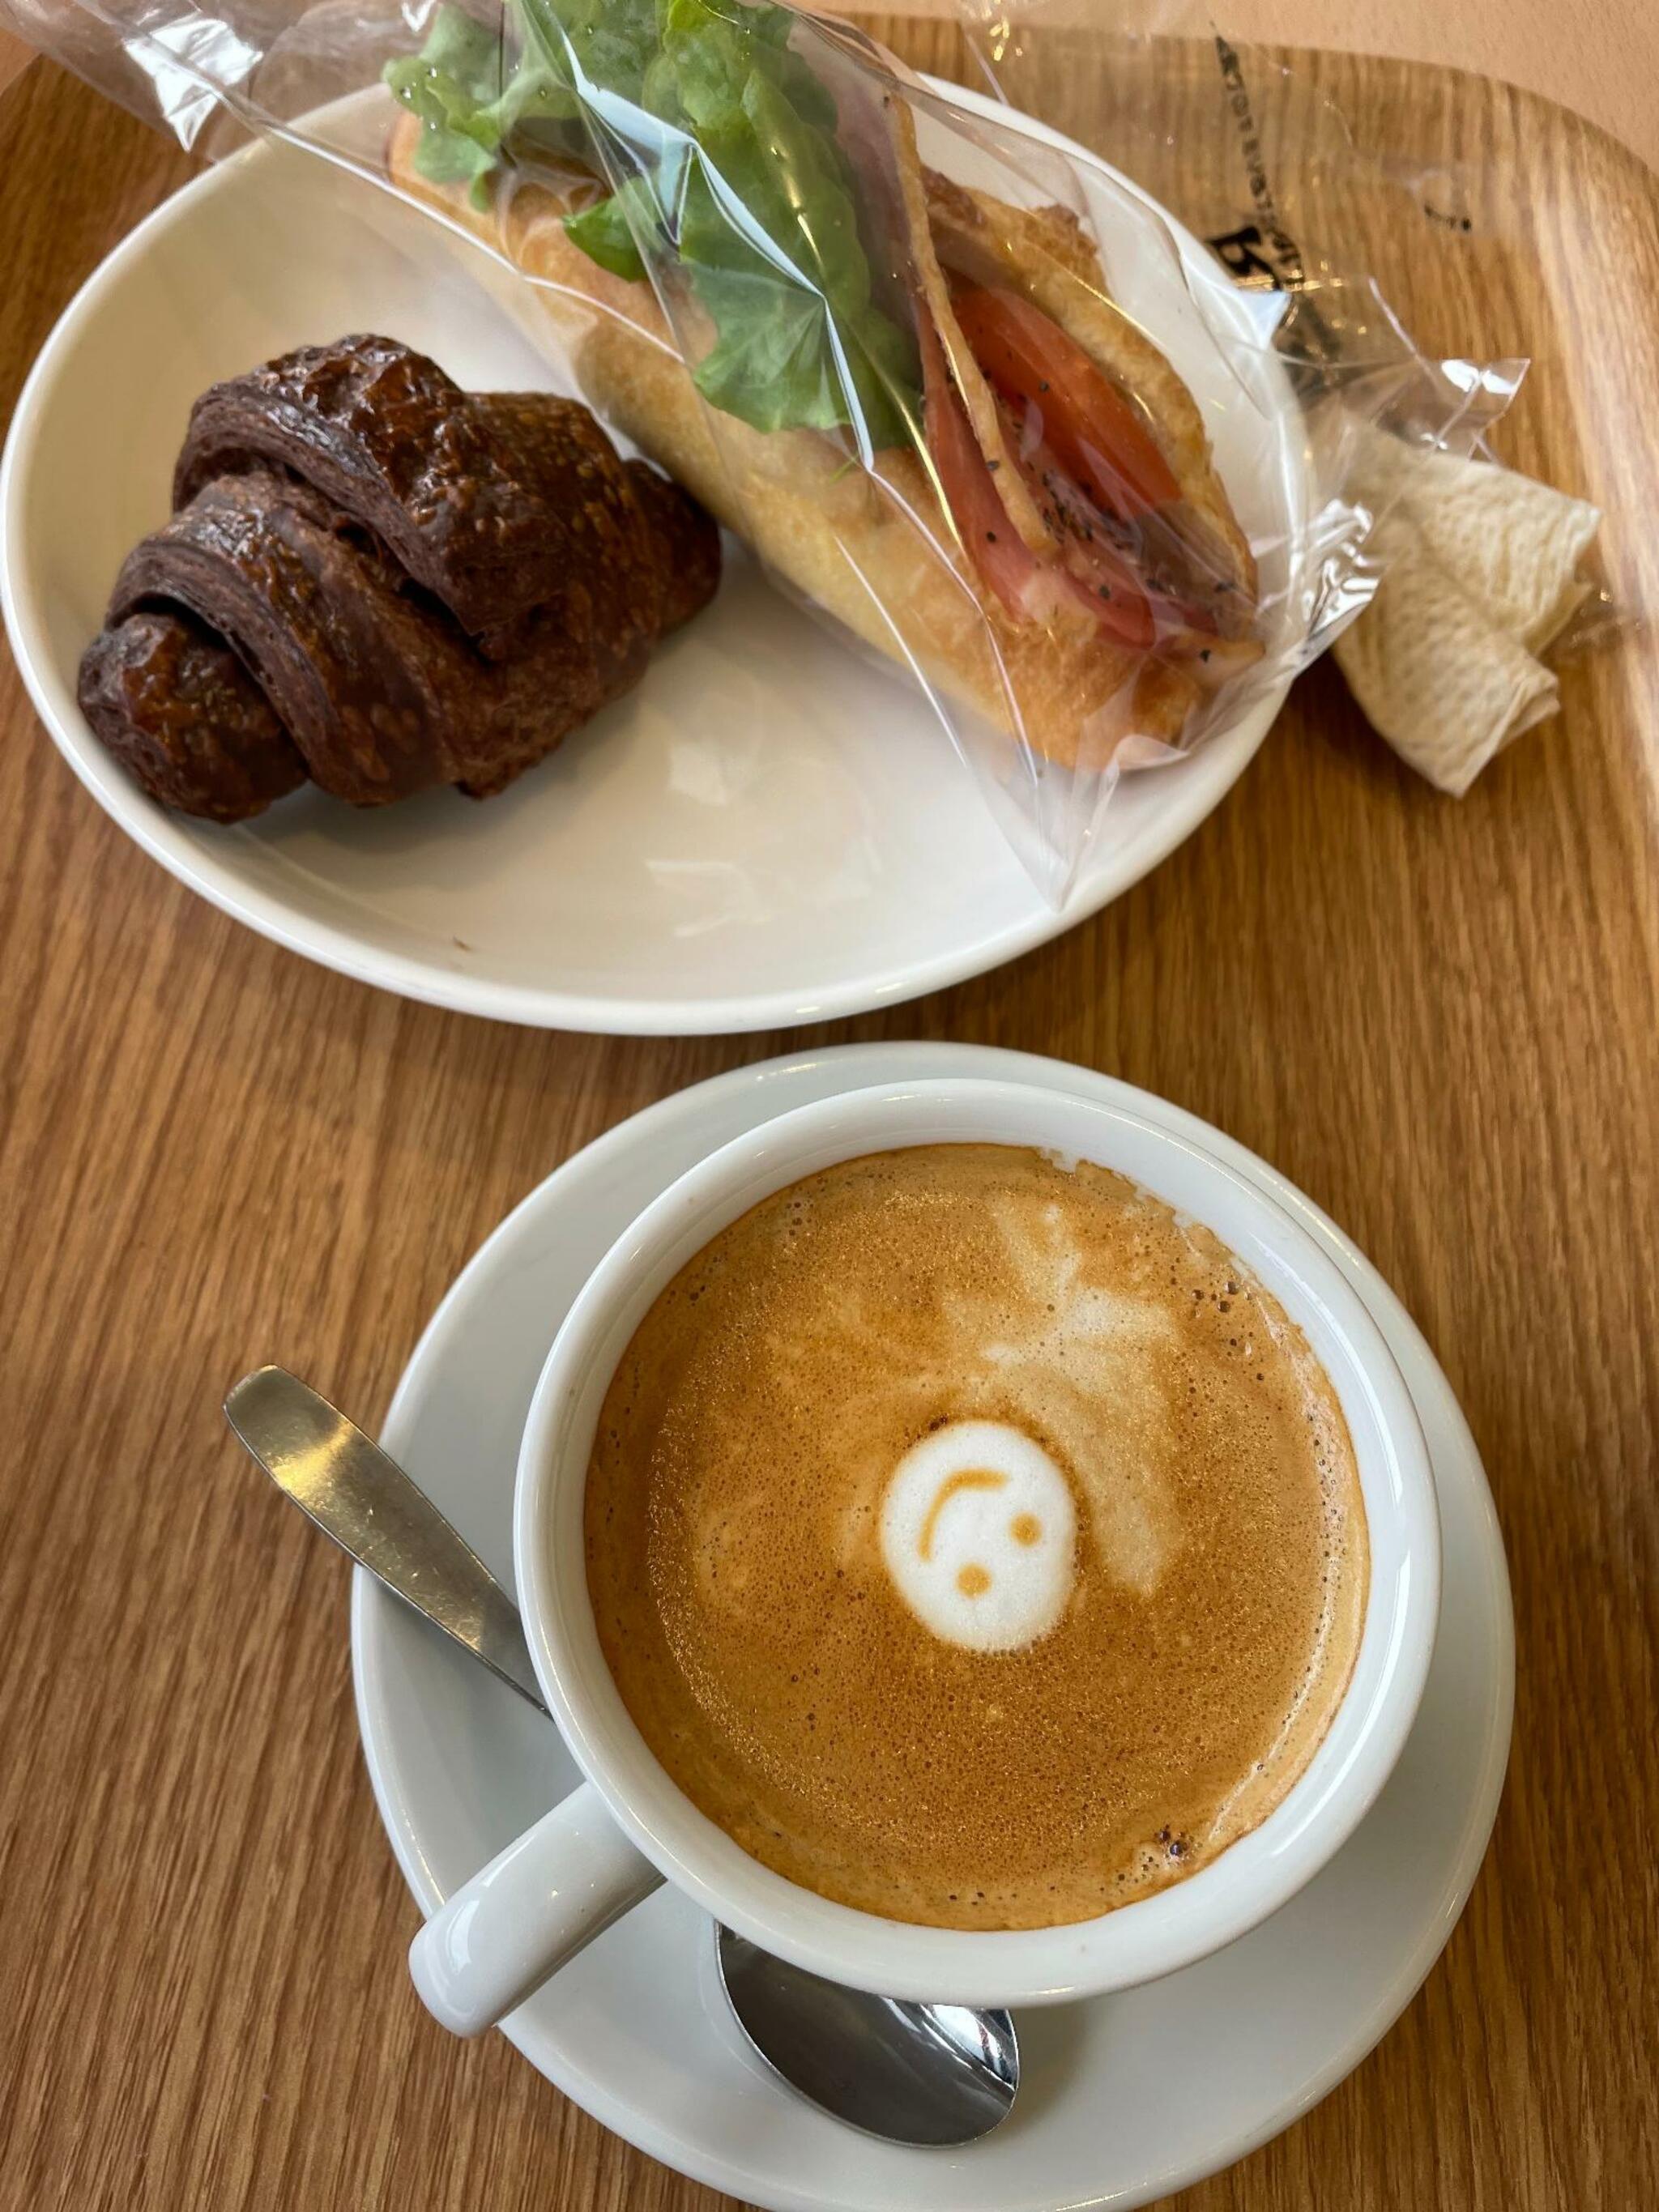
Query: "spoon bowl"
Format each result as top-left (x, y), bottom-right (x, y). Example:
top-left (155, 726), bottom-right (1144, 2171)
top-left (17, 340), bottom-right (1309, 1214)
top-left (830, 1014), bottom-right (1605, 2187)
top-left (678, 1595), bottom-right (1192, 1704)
top-left (716, 1925), bottom-right (1019, 2146)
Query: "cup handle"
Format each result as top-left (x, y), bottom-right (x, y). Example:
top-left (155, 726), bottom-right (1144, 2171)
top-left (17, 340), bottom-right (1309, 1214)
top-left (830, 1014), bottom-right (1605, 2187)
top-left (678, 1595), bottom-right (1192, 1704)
top-left (407, 1781), bottom-right (663, 2035)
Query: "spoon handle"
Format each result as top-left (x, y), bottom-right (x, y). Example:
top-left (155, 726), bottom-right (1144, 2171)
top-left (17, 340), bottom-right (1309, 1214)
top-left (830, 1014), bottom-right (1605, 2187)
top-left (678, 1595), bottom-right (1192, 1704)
top-left (224, 1365), bottom-right (548, 1713)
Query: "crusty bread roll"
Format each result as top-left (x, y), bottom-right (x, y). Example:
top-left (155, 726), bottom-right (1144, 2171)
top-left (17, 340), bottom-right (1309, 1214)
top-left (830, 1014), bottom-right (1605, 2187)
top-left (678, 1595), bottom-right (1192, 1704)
top-left (387, 105), bottom-right (1256, 768)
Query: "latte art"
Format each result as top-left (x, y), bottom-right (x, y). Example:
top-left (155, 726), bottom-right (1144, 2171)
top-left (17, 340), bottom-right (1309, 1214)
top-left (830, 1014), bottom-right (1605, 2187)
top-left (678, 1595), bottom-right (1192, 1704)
top-left (880, 1421), bottom-right (1077, 1652)
top-left (585, 1144), bottom-right (1368, 1932)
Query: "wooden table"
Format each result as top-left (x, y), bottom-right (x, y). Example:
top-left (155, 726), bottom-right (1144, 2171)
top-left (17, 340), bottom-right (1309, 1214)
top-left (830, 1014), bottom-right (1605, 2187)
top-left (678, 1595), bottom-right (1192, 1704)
top-left (2, 20), bottom-right (1656, 2211)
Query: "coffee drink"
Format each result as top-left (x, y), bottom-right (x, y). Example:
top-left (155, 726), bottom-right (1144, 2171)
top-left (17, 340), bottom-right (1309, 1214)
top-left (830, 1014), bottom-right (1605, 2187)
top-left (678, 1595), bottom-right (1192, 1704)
top-left (584, 1144), bottom-right (1369, 1931)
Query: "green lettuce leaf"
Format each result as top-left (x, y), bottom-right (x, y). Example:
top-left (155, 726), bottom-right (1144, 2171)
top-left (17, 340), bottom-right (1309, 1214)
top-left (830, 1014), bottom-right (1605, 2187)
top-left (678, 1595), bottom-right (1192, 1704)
top-left (383, 6), bottom-right (505, 203)
top-left (561, 176), bottom-right (658, 283)
top-left (387, 0), bottom-right (921, 445)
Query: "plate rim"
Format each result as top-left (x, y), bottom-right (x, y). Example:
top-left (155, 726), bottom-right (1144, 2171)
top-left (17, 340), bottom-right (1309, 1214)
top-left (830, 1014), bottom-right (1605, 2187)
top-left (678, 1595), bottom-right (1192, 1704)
top-left (351, 1040), bottom-right (1516, 2212)
top-left (1, 83), bottom-right (1298, 1035)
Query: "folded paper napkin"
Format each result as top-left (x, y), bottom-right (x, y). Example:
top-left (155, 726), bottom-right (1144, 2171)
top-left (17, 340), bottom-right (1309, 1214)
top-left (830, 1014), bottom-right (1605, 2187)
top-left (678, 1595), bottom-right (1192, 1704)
top-left (1333, 428), bottom-right (1601, 795)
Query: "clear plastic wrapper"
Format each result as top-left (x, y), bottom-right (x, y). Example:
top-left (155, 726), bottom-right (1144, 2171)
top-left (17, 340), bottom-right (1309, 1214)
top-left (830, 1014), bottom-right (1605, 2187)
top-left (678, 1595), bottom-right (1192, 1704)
top-left (1, 0), bottom-right (1540, 898)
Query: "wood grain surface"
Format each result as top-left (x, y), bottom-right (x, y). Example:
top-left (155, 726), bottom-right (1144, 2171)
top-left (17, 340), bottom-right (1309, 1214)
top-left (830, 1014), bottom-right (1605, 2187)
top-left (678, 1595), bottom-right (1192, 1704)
top-left (2, 23), bottom-right (1657, 2212)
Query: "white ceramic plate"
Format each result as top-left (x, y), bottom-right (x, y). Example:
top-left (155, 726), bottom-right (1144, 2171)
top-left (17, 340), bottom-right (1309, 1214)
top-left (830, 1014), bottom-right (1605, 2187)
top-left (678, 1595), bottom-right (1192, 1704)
top-left (353, 1042), bottom-right (1514, 2211)
top-left (2, 86), bottom-right (1302, 1034)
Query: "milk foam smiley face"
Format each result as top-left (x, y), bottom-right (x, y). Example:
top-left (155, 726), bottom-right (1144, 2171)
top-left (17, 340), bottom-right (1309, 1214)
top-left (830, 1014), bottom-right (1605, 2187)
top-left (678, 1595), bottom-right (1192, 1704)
top-left (880, 1420), bottom-right (1078, 1652)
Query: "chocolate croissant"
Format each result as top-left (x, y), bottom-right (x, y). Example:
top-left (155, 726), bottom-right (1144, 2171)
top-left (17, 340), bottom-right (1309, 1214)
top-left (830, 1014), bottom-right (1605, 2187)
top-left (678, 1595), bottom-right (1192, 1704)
top-left (78, 335), bottom-right (721, 822)
top-left (79, 607), bottom-right (305, 823)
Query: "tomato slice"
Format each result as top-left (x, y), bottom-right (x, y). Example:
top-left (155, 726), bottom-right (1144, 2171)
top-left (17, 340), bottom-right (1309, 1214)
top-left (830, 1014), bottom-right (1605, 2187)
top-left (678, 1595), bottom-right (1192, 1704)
top-left (951, 283), bottom-right (1179, 522)
top-left (918, 308), bottom-right (1044, 624)
top-left (919, 309), bottom-right (1156, 649)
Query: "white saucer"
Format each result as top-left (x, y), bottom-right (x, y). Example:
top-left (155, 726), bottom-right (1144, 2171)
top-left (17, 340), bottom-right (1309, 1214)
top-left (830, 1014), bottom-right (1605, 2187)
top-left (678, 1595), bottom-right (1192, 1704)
top-left (1, 87), bottom-right (1300, 1034)
top-left (352, 1042), bottom-right (1513, 2212)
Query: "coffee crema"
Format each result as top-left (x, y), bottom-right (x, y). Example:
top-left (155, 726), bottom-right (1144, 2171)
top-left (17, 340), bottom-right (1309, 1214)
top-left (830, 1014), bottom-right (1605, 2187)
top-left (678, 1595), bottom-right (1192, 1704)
top-left (584, 1144), bottom-right (1369, 1931)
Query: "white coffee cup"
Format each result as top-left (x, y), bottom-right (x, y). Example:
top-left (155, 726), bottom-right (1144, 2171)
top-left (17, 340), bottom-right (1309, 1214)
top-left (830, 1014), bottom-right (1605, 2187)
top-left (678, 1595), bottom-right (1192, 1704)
top-left (409, 1078), bottom-right (1440, 2035)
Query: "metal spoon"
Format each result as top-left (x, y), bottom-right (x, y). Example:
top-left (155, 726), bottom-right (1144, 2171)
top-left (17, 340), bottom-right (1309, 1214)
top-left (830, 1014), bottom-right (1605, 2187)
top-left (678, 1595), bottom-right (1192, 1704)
top-left (224, 1363), bottom-right (544, 1710)
top-left (715, 1928), bottom-right (1019, 2145)
top-left (224, 1365), bottom-right (1021, 2146)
